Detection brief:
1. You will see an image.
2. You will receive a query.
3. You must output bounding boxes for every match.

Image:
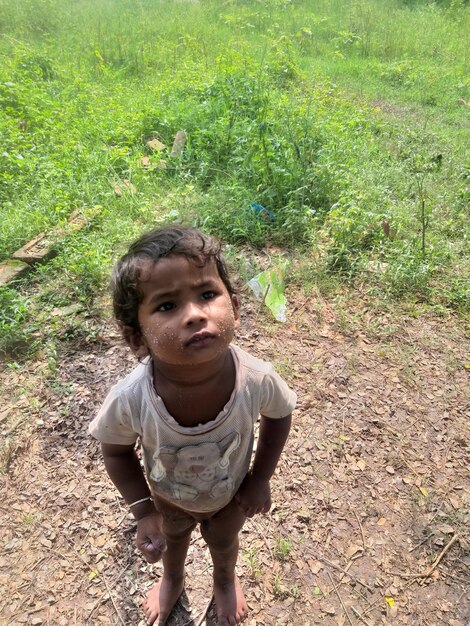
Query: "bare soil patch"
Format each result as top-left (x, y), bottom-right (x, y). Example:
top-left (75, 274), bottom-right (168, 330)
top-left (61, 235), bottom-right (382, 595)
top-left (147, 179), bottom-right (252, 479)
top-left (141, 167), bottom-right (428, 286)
top-left (1, 288), bottom-right (469, 626)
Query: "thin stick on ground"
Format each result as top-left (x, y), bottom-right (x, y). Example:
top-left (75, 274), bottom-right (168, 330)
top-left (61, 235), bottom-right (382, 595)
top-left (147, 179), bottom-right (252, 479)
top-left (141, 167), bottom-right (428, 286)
top-left (65, 538), bottom-right (128, 626)
top-left (359, 597), bottom-right (390, 620)
top-left (309, 552), bottom-right (373, 593)
top-left (256, 284), bottom-right (271, 318)
top-left (353, 509), bottom-right (366, 554)
top-left (409, 531), bottom-right (434, 553)
top-left (327, 570), bottom-right (354, 626)
top-left (389, 534), bottom-right (462, 589)
top-left (351, 605), bottom-right (374, 626)
top-left (90, 566), bottom-right (127, 626)
top-left (418, 533), bottom-right (459, 582)
top-left (87, 563), bottom-right (129, 622)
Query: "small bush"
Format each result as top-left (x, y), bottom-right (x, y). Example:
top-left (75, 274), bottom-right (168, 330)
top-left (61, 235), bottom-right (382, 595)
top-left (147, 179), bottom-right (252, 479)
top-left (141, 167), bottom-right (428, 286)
top-left (0, 287), bottom-right (33, 356)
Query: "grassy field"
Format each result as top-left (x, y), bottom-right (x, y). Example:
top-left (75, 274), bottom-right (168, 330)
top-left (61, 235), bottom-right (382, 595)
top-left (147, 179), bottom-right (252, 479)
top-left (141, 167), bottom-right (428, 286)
top-left (0, 0), bottom-right (469, 355)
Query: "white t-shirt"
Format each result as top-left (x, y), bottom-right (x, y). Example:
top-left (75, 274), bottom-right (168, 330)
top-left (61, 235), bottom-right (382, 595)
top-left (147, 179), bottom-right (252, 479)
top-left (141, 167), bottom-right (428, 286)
top-left (89, 344), bottom-right (296, 513)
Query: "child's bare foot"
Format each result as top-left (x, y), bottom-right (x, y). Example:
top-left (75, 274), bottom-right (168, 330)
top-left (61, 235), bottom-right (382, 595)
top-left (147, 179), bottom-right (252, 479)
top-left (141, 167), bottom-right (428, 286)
top-left (213, 575), bottom-right (248, 625)
top-left (144, 574), bottom-right (184, 625)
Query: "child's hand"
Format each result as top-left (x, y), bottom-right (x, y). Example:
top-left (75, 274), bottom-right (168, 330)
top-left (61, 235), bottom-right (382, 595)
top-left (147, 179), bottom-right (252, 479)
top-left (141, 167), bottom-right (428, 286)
top-left (136, 511), bottom-right (167, 563)
top-left (235, 471), bottom-right (271, 517)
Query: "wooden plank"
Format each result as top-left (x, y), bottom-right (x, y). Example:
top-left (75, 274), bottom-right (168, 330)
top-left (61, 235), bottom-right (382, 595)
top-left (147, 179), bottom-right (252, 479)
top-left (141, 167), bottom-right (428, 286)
top-left (58, 206), bottom-right (101, 234)
top-left (11, 206), bottom-right (101, 265)
top-left (0, 260), bottom-right (30, 286)
top-left (12, 232), bottom-right (56, 264)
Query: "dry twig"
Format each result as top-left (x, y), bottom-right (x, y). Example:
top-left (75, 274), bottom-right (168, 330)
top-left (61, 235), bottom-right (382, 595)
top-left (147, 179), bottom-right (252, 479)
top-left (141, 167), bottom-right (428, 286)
top-left (65, 538), bottom-right (128, 625)
top-left (87, 564), bottom-right (129, 622)
top-left (409, 532), bottom-right (434, 553)
top-left (351, 605), bottom-right (374, 626)
top-left (353, 509), bottom-right (366, 554)
top-left (309, 552), bottom-right (373, 593)
top-left (327, 570), bottom-right (354, 626)
top-left (256, 284), bottom-right (271, 318)
top-left (418, 533), bottom-right (459, 583)
top-left (389, 533), bottom-right (460, 584)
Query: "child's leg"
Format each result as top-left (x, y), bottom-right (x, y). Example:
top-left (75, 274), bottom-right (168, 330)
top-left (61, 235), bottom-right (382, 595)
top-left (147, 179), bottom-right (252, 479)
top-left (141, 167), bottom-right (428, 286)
top-left (200, 499), bottom-right (247, 625)
top-left (144, 499), bottom-right (197, 626)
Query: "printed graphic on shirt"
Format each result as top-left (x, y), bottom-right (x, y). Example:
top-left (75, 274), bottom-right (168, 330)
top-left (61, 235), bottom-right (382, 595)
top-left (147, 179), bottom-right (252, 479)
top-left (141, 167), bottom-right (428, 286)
top-left (150, 432), bottom-right (241, 502)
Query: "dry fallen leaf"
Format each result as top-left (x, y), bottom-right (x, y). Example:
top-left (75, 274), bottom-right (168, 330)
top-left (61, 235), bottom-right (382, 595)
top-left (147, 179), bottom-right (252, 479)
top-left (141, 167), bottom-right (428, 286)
top-left (449, 495), bottom-right (461, 508)
top-left (346, 543), bottom-right (363, 559)
top-left (436, 524), bottom-right (455, 534)
top-left (113, 179), bottom-right (137, 195)
top-left (146, 138), bottom-right (165, 151)
top-left (296, 508), bottom-right (311, 522)
top-left (307, 559), bottom-right (323, 574)
top-left (356, 458), bottom-right (366, 471)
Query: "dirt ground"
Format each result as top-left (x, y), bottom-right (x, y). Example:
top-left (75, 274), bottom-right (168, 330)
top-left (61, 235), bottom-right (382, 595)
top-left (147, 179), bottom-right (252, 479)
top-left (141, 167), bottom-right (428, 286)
top-left (0, 283), bottom-right (469, 626)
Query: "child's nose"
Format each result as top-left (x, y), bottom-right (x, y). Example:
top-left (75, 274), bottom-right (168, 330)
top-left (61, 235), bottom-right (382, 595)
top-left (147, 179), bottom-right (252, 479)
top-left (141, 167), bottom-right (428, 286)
top-left (184, 301), bottom-right (207, 324)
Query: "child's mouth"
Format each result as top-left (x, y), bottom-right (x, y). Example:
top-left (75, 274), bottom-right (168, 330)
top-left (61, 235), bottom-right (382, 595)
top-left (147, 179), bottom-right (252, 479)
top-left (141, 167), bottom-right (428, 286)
top-left (186, 331), bottom-right (215, 347)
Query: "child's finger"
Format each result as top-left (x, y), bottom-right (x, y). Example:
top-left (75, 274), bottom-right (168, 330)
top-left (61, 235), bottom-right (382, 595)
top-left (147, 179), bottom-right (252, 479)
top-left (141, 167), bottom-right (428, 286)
top-left (138, 536), bottom-right (167, 562)
top-left (142, 547), bottom-right (164, 563)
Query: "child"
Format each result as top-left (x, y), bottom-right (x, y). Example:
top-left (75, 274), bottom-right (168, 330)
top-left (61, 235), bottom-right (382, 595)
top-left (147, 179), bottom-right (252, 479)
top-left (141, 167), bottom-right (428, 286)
top-left (89, 226), bottom-right (296, 626)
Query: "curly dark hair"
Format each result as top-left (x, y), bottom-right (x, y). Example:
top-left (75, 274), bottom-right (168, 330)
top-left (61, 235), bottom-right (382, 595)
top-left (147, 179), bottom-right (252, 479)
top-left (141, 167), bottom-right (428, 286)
top-left (112, 226), bottom-right (235, 340)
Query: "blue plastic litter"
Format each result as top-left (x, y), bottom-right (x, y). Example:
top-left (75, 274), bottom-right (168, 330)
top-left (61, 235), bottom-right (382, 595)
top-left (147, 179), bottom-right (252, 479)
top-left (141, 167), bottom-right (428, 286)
top-left (250, 202), bottom-right (276, 221)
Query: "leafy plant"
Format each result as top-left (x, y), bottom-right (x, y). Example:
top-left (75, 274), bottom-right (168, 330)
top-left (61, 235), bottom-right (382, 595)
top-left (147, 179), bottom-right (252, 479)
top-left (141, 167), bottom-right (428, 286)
top-left (274, 534), bottom-right (292, 561)
top-left (0, 287), bottom-right (34, 356)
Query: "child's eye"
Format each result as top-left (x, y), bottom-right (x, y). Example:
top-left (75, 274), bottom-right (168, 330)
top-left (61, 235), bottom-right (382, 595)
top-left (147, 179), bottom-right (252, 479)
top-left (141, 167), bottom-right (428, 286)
top-left (156, 302), bottom-right (175, 312)
top-left (201, 291), bottom-right (216, 300)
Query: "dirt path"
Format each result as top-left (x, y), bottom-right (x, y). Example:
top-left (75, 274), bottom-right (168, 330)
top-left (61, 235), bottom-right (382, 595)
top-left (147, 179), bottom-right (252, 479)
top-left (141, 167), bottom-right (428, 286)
top-left (1, 289), bottom-right (469, 626)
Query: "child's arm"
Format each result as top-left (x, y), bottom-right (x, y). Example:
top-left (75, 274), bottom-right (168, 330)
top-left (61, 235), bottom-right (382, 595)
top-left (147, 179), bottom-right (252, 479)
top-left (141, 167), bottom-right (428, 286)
top-left (235, 414), bottom-right (292, 517)
top-left (101, 443), bottom-right (167, 562)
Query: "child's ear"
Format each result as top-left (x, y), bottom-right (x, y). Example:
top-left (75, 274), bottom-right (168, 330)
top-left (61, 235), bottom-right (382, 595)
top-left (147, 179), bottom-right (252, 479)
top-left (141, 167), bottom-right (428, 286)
top-left (129, 335), bottom-right (150, 360)
top-left (119, 323), bottom-right (150, 359)
top-left (231, 294), bottom-right (241, 328)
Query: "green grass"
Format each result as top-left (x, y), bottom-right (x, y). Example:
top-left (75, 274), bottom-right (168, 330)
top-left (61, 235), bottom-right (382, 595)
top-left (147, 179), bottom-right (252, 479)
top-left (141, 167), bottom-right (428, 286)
top-left (0, 0), bottom-right (469, 356)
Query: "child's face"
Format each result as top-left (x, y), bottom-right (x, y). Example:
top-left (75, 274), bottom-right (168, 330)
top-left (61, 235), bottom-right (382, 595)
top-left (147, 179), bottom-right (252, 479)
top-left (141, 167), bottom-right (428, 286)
top-left (131, 255), bottom-right (240, 367)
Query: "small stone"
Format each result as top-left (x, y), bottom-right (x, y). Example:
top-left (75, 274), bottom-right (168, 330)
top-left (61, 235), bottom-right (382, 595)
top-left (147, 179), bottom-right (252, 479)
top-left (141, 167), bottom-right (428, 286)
top-left (170, 130), bottom-right (187, 157)
top-left (296, 508), bottom-right (311, 522)
top-left (146, 139), bottom-right (165, 151)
